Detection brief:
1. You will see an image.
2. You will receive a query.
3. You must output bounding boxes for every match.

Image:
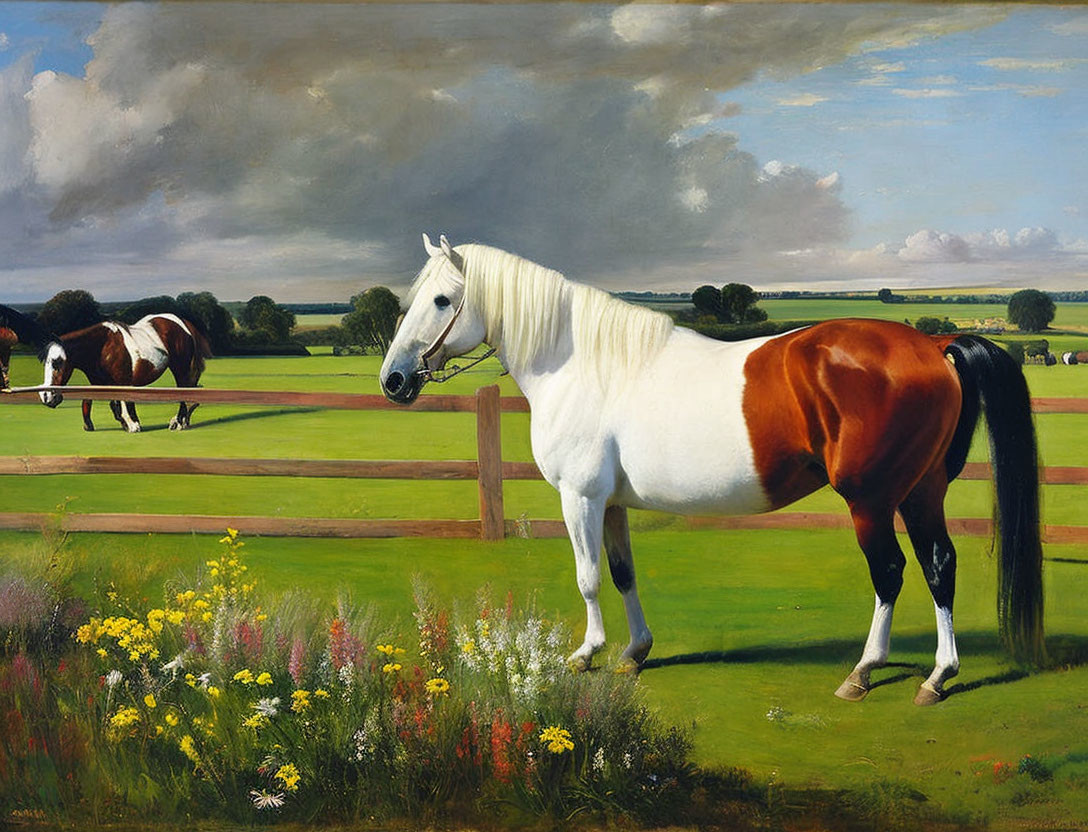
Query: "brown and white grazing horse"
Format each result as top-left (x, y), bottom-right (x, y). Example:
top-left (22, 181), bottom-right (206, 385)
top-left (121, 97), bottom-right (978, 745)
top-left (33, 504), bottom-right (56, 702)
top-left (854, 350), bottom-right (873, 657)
top-left (0, 303), bottom-right (55, 389)
top-left (40, 314), bottom-right (211, 432)
top-left (381, 236), bottom-right (1045, 705)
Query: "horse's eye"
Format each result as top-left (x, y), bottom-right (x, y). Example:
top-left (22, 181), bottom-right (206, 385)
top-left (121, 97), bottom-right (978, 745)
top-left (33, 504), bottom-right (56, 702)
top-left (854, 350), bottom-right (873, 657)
top-left (434, 295), bottom-right (451, 309)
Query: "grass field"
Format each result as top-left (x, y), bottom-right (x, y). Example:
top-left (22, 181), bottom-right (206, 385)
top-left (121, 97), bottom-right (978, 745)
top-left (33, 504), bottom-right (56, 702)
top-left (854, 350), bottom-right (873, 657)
top-left (3, 307), bottom-right (1088, 830)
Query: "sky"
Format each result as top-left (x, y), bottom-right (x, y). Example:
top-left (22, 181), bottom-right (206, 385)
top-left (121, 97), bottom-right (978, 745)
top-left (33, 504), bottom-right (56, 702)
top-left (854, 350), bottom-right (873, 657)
top-left (0, 2), bottom-right (1085, 302)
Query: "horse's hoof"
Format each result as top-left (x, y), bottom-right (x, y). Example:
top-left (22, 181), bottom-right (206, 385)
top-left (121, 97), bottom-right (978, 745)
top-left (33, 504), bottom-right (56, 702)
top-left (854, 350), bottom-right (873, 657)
top-left (834, 671), bottom-right (870, 702)
top-left (620, 638), bottom-right (653, 667)
top-left (127, 424), bottom-right (141, 433)
top-left (168, 417), bottom-right (180, 430)
top-left (913, 681), bottom-right (943, 706)
top-left (567, 653), bottom-right (592, 673)
top-left (83, 424), bottom-right (94, 432)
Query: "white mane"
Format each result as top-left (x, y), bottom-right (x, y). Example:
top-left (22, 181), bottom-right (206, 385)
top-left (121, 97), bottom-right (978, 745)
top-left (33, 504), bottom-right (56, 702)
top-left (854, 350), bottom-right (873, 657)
top-left (422, 244), bottom-right (674, 381)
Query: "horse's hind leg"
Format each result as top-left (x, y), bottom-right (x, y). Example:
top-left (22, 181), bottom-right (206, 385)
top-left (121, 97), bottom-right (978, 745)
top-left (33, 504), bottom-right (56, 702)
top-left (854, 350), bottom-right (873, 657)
top-left (83, 400), bottom-right (95, 431)
top-left (561, 489), bottom-right (608, 671)
top-left (835, 505), bottom-right (906, 701)
top-left (603, 505), bottom-right (653, 670)
top-left (169, 402), bottom-right (188, 430)
top-left (117, 401), bottom-right (140, 433)
top-left (899, 469), bottom-right (959, 706)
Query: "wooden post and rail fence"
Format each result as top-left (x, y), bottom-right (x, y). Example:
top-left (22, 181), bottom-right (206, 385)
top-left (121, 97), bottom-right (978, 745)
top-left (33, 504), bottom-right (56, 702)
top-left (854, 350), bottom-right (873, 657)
top-left (3, 384), bottom-right (1088, 544)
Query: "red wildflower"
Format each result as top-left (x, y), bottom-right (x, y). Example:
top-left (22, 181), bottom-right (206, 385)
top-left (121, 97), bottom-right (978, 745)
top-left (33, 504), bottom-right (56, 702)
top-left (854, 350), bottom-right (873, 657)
top-left (491, 712), bottom-right (514, 782)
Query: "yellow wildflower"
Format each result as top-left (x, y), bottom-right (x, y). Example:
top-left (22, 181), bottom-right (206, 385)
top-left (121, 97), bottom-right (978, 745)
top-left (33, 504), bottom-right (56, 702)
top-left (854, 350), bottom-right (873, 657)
top-left (313, 689), bottom-right (330, 699)
top-left (233, 669), bottom-right (255, 685)
top-left (274, 763), bottom-right (301, 792)
top-left (165, 712), bottom-right (179, 727)
top-left (291, 689), bottom-right (311, 713)
top-left (167, 610), bottom-right (185, 625)
top-left (425, 677), bottom-right (450, 695)
top-left (179, 734), bottom-right (200, 764)
top-left (461, 639), bottom-right (476, 654)
top-left (381, 662), bottom-right (402, 674)
top-left (110, 707), bottom-right (140, 729)
top-left (539, 725), bottom-right (575, 754)
top-left (255, 672), bottom-right (273, 686)
top-left (243, 713), bottom-right (268, 730)
top-left (207, 686), bottom-right (221, 698)
top-left (96, 648), bottom-right (108, 658)
top-left (144, 693), bottom-right (157, 709)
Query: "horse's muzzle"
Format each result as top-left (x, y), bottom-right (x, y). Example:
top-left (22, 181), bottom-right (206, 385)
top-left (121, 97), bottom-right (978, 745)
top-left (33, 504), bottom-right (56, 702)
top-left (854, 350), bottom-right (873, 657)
top-left (381, 369), bottom-right (424, 405)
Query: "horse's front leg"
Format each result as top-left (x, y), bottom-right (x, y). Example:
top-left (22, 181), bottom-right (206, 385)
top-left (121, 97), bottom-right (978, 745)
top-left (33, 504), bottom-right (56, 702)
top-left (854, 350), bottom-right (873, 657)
top-left (560, 489), bottom-right (607, 671)
top-left (604, 505), bottom-right (653, 670)
top-left (82, 399), bottom-right (95, 431)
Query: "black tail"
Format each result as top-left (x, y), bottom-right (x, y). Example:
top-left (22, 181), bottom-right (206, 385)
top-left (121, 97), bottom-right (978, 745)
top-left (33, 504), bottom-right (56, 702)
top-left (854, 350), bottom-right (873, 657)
top-left (184, 318), bottom-right (213, 381)
top-left (944, 335), bottom-right (1045, 665)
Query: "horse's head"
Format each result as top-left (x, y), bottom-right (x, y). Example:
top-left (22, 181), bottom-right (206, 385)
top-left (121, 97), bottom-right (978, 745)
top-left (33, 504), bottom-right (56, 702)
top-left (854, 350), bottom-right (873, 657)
top-left (379, 233), bottom-right (486, 405)
top-left (39, 341), bottom-right (71, 407)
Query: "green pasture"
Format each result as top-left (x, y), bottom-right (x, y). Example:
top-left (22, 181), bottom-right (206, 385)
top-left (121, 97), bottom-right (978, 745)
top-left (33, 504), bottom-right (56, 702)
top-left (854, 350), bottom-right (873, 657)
top-left (293, 313), bottom-right (344, 330)
top-left (2, 309), bottom-right (1088, 829)
top-left (761, 298), bottom-right (1088, 334)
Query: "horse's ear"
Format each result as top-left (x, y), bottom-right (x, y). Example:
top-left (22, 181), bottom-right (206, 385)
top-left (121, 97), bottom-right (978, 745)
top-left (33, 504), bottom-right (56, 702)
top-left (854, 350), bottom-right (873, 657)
top-left (439, 235), bottom-right (464, 274)
top-left (422, 232), bottom-right (443, 258)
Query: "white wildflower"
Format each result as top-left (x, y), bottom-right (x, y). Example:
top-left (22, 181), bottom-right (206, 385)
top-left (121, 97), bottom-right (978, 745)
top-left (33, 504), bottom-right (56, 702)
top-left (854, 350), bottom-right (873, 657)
top-left (592, 746), bottom-right (606, 774)
top-left (197, 671), bottom-right (211, 690)
top-left (249, 789), bottom-right (285, 810)
top-left (161, 654), bottom-right (185, 674)
top-left (253, 697), bottom-right (280, 717)
top-left (105, 669), bottom-right (123, 688)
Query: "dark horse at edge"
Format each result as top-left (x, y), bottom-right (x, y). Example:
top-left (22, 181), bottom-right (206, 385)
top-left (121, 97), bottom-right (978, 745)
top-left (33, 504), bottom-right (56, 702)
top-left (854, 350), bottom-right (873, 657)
top-left (0, 303), bottom-right (55, 389)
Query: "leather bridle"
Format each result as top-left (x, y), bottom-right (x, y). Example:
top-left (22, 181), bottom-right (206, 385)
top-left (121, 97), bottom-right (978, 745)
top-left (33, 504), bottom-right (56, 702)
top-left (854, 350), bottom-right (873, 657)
top-left (404, 290), bottom-right (496, 385)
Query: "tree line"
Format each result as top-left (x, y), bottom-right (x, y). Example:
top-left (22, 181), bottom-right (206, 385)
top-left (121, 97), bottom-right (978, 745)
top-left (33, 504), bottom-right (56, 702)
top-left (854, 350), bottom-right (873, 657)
top-left (22, 286), bottom-right (404, 356)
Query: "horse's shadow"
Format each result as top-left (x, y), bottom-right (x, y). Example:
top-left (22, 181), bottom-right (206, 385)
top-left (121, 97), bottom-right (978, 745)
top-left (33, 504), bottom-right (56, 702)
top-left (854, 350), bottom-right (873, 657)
top-left (640, 632), bottom-right (1088, 698)
top-left (136, 407), bottom-right (324, 432)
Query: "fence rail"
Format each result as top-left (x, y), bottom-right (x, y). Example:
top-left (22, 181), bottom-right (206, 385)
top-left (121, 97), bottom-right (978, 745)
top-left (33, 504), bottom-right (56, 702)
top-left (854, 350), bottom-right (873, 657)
top-left (3, 385), bottom-right (1088, 542)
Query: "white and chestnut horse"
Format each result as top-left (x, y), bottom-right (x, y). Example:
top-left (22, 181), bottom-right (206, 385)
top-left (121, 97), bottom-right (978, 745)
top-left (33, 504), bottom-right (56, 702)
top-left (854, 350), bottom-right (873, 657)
top-left (380, 235), bottom-right (1045, 705)
top-left (40, 314), bottom-right (211, 432)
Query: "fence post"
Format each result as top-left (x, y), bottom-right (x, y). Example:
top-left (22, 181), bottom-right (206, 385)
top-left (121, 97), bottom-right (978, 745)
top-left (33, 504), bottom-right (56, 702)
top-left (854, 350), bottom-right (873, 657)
top-left (475, 384), bottom-right (505, 541)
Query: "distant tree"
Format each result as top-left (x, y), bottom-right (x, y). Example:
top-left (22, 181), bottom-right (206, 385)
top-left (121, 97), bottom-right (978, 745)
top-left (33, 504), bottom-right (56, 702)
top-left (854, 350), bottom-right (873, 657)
top-left (914, 316), bottom-right (958, 335)
top-left (342, 287), bottom-right (401, 354)
top-left (1007, 289), bottom-right (1055, 333)
top-left (1024, 339), bottom-right (1050, 358)
top-left (118, 295), bottom-right (183, 324)
top-left (691, 283), bottom-right (766, 324)
top-left (36, 289), bottom-right (103, 335)
top-left (877, 288), bottom-right (905, 304)
top-left (691, 285), bottom-right (723, 318)
top-left (239, 295), bottom-right (296, 342)
top-left (1004, 342), bottom-right (1025, 366)
top-left (719, 283), bottom-right (766, 324)
top-left (176, 291), bottom-right (234, 354)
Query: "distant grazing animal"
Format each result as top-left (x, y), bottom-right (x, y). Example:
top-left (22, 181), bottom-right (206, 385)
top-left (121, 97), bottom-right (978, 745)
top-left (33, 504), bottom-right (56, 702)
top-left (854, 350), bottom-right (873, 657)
top-left (1062, 351), bottom-right (1077, 366)
top-left (380, 235), bottom-right (1045, 706)
top-left (39, 314), bottom-right (211, 432)
top-left (0, 303), bottom-right (54, 389)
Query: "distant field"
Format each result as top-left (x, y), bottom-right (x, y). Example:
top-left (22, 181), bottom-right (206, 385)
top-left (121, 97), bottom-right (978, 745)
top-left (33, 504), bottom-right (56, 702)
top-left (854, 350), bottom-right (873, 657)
top-left (293, 312), bottom-right (344, 330)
